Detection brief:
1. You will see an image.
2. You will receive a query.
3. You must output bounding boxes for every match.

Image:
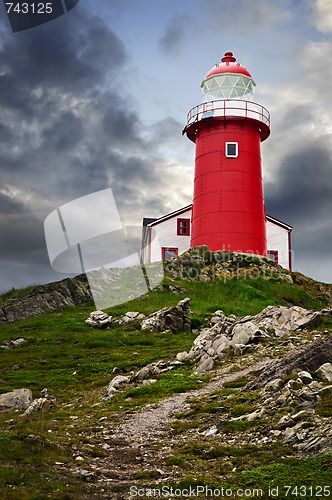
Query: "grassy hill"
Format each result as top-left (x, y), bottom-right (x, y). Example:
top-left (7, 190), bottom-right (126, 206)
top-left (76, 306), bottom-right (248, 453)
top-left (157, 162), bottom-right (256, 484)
top-left (0, 250), bottom-right (331, 499)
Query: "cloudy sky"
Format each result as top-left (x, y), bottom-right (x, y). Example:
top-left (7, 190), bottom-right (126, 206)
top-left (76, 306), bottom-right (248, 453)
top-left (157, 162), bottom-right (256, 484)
top-left (0, 0), bottom-right (332, 292)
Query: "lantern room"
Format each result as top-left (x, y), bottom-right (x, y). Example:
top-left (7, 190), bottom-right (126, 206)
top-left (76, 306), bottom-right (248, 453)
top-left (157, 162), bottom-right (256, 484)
top-left (201, 51), bottom-right (256, 101)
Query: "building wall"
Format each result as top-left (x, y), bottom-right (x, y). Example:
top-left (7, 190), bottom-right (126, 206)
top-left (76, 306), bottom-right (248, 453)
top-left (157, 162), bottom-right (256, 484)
top-left (149, 208), bottom-right (192, 262)
top-left (266, 219), bottom-right (290, 269)
top-left (147, 209), bottom-right (291, 270)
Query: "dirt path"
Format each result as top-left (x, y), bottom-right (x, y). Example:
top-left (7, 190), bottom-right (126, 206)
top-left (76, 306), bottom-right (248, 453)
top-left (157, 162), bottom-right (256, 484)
top-left (115, 359), bottom-right (272, 443)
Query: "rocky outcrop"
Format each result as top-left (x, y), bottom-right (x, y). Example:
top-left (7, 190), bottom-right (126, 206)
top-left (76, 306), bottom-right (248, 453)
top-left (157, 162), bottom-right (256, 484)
top-left (174, 305), bottom-right (324, 373)
top-left (165, 245), bottom-right (286, 282)
top-left (248, 336), bottom-right (332, 389)
top-left (0, 388), bottom-right (32, 412)
top-left (256, 361), bottom-right (332, 454)
top-left (141, 298), bottom-right (191, 333)
top-left (1, 274), bottom-right (92, 325)
top-left (242, 305), bottom-right (321, 337)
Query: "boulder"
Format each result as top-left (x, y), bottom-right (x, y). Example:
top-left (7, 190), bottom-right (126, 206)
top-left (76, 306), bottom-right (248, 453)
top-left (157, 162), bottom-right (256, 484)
top-left (0, 389), bottom-right (32, 412)
top-left (194, 357), bottom-right (215, 374)
top-left (118, 312), bottom-right (146, 324)
top-left (315, 363), bottom-right (332, 383)
top-left (85, 311), bottom-right (114, 329)
top-left (184, 325), bottom-right (231, 363)
top-left (108, 375), bottom-right (130, 391)
top-left (230, 321), bottom-right (269, 347)
top-left (298, 371), bottom-right (313, 385)
top-left (141, 298), bottom-right (191, 333)
top-left (22, 392), bottom-right (56, 417)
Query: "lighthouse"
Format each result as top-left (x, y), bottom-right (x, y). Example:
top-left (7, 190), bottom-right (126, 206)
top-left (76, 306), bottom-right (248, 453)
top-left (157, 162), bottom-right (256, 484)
top-left (183, 51), bottom-right (270, 257)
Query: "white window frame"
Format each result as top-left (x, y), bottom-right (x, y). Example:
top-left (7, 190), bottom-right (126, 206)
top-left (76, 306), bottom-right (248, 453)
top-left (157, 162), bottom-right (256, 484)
top-left (225, 142), bottom-right (238, 158)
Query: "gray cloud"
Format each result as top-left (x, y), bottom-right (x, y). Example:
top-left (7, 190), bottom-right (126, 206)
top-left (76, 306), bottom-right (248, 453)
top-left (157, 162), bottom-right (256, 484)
top-left (202, 0), bottom-right (290, 35)
top-left (0, 5), bottom-right (193, 291)
top-left (265, 140), bottom-right (332, 273)
top-left (159, 16), bottom-right (186, 55)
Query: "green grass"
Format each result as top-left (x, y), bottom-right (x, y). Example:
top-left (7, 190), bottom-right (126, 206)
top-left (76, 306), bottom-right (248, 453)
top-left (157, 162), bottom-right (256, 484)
top-left (0, 266), bottom-right (331, 498)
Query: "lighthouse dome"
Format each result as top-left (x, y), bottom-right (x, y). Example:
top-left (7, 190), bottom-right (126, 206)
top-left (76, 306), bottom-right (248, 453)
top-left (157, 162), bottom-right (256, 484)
top-left (201, 51), bottom-right (256, 100)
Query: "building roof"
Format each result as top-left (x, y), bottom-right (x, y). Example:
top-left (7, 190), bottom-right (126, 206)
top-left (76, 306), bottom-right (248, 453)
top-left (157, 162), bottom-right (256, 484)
top-left (143, 204), bottom-right (292, 232)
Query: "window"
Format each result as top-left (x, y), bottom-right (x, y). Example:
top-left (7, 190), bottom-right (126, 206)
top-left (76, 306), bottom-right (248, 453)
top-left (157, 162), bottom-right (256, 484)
top-left (226, 142), bottom-right (238, 158)
top-left (177, 218), bottom-right (190, 236)
top-left (162, 247), bottom-right (178, 260)
top-left (267, 250), bottom-right (278, 264)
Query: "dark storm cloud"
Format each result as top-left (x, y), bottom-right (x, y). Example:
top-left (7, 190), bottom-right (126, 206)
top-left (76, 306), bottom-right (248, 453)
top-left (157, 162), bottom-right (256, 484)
top-left (0, 9), bottom-right (126, 96)
top-left (265, 141), bottom-right (332, 265)
top-left (0, 4), bottom-right (189, 292)
top-left (265, 144), bottom-right (332, 223)
top-left (42, 112), bottom-right (84, 150)
top-left (0, 5), bottom-right (134, 289)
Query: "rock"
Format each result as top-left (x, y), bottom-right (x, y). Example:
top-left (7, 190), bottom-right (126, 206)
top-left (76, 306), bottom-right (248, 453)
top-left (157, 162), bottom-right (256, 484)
top-left (184, 323), bottom-right (231, 364)
top-left (108, 375), bottom-right (130, 391)
top-left (298, 371), bottom-right (313, 385)
top-left (0, 389), bottom-right (33, 412)
top-left (318, 385), bottom-right (332, 398)
top-left (22, 396), bottom-right (56, 417)
top-left (315, 363), bottom-right (332, 383)
top-left (141, 298), bottom-right (191, 333)
top-left (282, 420), bottom-right (332, 454)
top-left (248, 335), bottom-right (332, 389)
top-left (85, 311), bottom-right (114, 329)
top-left (231, 321), bottom-right (269, 347)
top-left (21, 389), bottom-right (56, 417)
top-left (131, 360), bottom-right (183, 382)
top-left (118, 312), bottom-right (146, 324)
top-left (132, 366), bottom-right (152, 382)
top-left (291, 409), bottom-right (315, 423)
top-left (0, 308), bottom-right (7, 325)
top-left (242, 305), bottom-right (321, 337)
top-left (194, 357), bottom-right (215, 374)
top-left (202, 425), bottom-right (218, 437)
top-left (297, 386), bottom-right (320, 404)
top-left (2, 274), bottom-right (92, 324)
top-left (232, 344), bottom-right (255, 356)
top-left (264, 378), bottom-right (284, 392)
top-left (176, 351), bottom-right (190, 362)
top-left (231, 408), bottom-right (264, 422)
top-left (0, 338), bottom-right (26, 350)
top-left (287, 379), bottom-right (303, 391)
top-left (141, 379), bottom-right (157, 386)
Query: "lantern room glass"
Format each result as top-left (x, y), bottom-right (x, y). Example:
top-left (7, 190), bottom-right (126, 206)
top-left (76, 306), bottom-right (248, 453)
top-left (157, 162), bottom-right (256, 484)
top-left (202, 74), bottom-right (256, 101)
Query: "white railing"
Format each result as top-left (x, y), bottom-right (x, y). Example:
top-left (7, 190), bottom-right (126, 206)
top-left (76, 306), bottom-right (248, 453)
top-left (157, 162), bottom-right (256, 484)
top-left (186, 99), bottom-right (270, 128)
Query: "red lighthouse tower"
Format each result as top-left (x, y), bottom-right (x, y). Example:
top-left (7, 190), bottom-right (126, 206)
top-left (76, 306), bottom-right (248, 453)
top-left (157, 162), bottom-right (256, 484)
top-left (183, 51), bottom-right (270, 256)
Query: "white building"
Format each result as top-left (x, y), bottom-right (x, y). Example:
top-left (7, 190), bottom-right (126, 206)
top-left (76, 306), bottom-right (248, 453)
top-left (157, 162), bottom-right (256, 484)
top-left (142, 205), bottom-right (292, 270)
